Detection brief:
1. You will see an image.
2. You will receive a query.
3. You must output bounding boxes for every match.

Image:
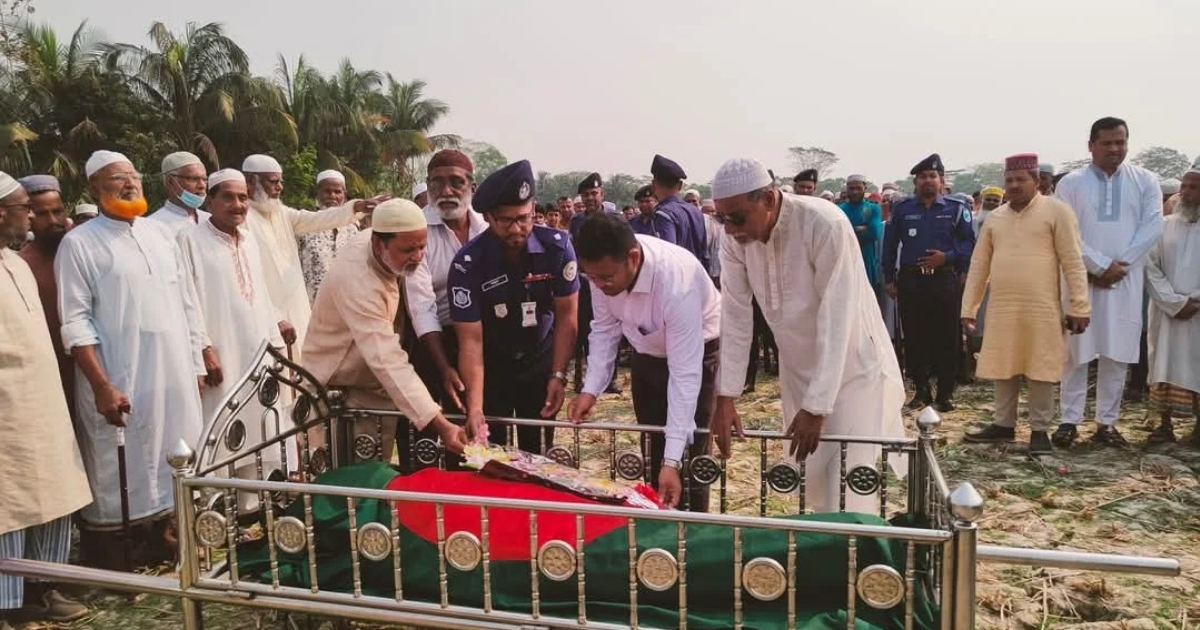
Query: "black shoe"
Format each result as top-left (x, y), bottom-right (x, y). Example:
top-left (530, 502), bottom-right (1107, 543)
top-left (963, 424), bottom-right (1015, 444)
top-left (1051, 423), bottom-right (1078, 448)
top-left (603, 383), bottom-right (622, 395)
top-left (1029, 431), bottom-right (1053, 455)
top-left (907, 390), bottom-right (931, 410)
top-left (1146, 421), bottom-right (1176, 444)
top-left (1091, 425), bottom-right (1130, 448)
top-left (934, 399), bottom-right (955, 413)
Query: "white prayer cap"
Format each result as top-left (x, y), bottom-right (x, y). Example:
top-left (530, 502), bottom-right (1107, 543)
top-left (1190, 156), bottom-right (1200, 174)
top-left (846, 174), bottom-right (867, 184)
top-left (701, 198), bottom-right (715, 208)
top-left (372, 198), bottom-right (427, 234)
top-left (711, 157), bottom-right (772, 200)
top-left (683, 188), bottom-right (701, 198)
top-left (162, 151), bottom-right (202, 175)
top-left (779, 184), bottom-right (794, 194)
top-left (820, 190), bottom-right (836, 200)
top-left (242, 154), bottom-right (282, 174)
top-left (85, 150), bottom-right (133, 178)
top-left (1160, 178), bottom-right (1181, 195)
top-left (316, 169), bottom-right (345, 186)
top-left (208, 168), bottom-right (246, 191)
top-left (0, 171), bottom-right (19, 199)
top-left (73, 203), bottom-right (98, 217)
top-left (412, 182), bottom-right (428, 199)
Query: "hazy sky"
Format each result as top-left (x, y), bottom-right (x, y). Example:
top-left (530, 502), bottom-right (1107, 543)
top-left (33, 0), bottom-right (1200, 182)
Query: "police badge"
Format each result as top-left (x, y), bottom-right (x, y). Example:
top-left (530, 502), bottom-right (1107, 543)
top-left (518, 182), bottom-right (531, 201)
top-left (452, 286), bottom-right (472, 309)
top-left (494, 303), bottom-right (508, 318)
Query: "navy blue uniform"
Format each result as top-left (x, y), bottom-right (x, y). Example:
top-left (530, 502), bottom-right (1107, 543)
top-left (882, 195), bottom-right (976, 402)
top-left (448, 225), bottom-right (580, 452)
top-left (629, 209), bottom-right (678, 242)
top-left (657, 195), bottom-right (709, 270)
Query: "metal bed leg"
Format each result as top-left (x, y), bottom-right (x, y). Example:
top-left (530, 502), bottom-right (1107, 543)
top-left (170, 439), bottom-right (204, 630)
top-left (949, 482), bottom-right (983, 630)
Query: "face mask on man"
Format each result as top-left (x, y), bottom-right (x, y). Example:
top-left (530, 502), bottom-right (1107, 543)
top-left (178, 189), bottom-right (206, 209)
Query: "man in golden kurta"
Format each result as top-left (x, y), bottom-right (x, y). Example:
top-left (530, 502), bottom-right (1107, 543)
top-left (0, 171), bottom-right (93, 626)
top-left (961, 154), bottom-right (1091, 454)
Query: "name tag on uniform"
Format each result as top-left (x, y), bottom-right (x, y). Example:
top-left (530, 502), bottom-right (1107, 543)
top-left (482, 274), bottom-right (509, 292)
top-left (521, 301), bottom-right (537, 328)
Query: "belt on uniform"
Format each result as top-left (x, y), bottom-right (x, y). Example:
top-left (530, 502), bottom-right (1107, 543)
top-left (899, 266), bottom-right (952, 276)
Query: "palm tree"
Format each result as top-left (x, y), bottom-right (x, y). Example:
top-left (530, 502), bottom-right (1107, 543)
top-left (101, 21), bottom-right (252, 167)
top-left (374, 75), bottom-right (458, 189)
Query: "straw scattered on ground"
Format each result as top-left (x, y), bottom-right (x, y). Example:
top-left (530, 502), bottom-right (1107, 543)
top-left (36, 370), bottom-right (1200, 630)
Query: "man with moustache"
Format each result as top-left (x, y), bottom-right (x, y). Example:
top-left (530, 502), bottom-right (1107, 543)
top-left (304, 199), bottom-right (468, 464)
top-left (241, 154), bottom-right (383, 363)
top-left (629, 184), bottom-right (677, 243)
top-left (297, 170), bottom-right (360, 302)
top-left (1038, 163), bottom-right (1056, 196)
top-left (55, 151), bottom-right (207, 570)
top-left (16, 175), bottom-right (74, 409)
top-left (148, 152), bottom-right (209, 236)
top-left (792, 169), bottom-right (819, 196)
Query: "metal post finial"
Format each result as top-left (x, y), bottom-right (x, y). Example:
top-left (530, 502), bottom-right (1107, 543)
top-left (167, 439), bottom-right (196, 470)
top-left (916, 407), bottom-right (942, 434)
top-left (948, 482), bottom-right (984, 523)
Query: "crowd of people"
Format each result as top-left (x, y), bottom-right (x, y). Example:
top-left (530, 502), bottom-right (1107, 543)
top-left (1, 115), bottom-right (1197, 627)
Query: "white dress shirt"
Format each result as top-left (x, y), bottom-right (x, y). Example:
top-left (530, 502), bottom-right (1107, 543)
top-left (405, 207), bottom-right (488, 337)
top-left (583, 235), bottom-right (721, 461)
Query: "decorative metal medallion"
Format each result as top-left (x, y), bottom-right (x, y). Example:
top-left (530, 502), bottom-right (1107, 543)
top-left (354, 434), bottom-right (379, 461)
top-left (444, 532), bottom-right (482, 572)
top-left (308, 446), bottom-right (330, 475)
top-left (258, 377), bottom-right (281, 407)
top-left (742, 557), bottom-right (787, 601)
top-left (636, 548), bottom-right (679, 591)
top-left (689, 455), bottom-right (722, 486)
top-left (847, 465), bottom-right (882, 496)
top-left (413, 438), bottom-right (440, 465)
top-left (224, 420), bottom-right (247, 452)
top-left (615, 450), bottom-right (645, 481)
top-left (274, 516), bottom-right (307, 554)
top-left (292, 395), bottom-right (312, 425)
top-left (194, 510), bottom-right (228, 548)
top-left (856, 564), bottom-right (904, 609)
top-left (545, 446), bottom-right (575, 468)
top-left (767, 462), bottom-right (801, 494)
top-left (357, 523), bottom-right (393, 562)
top-left (537, 540), bottom-right (577, 582)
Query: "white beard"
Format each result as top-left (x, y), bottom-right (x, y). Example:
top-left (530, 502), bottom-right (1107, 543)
top-left (435, 193), bottom-right (473, 221)
top-left (1176, 200), bottom-right (1200, 222)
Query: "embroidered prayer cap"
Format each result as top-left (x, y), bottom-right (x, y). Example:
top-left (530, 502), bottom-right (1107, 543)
top-left (473, 160), bottom-right (535, 214)
top-left (711, 157), bottom-right (772, 201)
top-left (18, 174), bottom-right (59, 195)
top-left (577, 172), bottom-right (602, 194)
top-left (85, 150), bottom-right (133, 178)
top-left (373, 198), bottom-right (427, 234)
top-left (910, 153), bottom-right (944, 176)
top-left (650, 154), bottom-right (687, 183)
top-left (1005, 153), bottom-right (1039, 172)
top-left (1160, 178), bottom-right (1181, 195)
top-left (0, 171), bottom-right (19, 199)
top-left (1038, 162), bottom-right (1056, 175)
top-left (427, 149), bottom-right (474, 174)
top-left (242, 154), bottom-right (282, 174)
top-left (316, 170), bottom-right (345, 186)
top-left (161, 151), bottom-right (202, 175)
top-left (981, 186), bottom-right (1004, 199)
top-left (207, 168), bottom-right (246, 192)
top-left (634, 185), bottom-right (655, 201)
top-left (73, 203), bottom-right (98, 217)
top-left (846, 174), bottom-right (867, 184)
top-left (412, 182), bottom-right (428, 199)
top-left (793, 169), bottom-right (818, 184)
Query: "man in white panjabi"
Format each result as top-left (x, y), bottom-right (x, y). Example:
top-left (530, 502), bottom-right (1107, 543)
top-left (1144, 167), bottom-right (1200, 445)
top-left (148, 151), bottom-right (210, 236)
top-left (297, 170), bottom-right (359, 302)
top-left (176, 169), bottom-right (291, 496)
top-left (241, 154), bottom-right (381, 363)
top-left (709, 158), bottom-right (907, 514)
top-left (55, 151), bottom-right (206, 569)
top-left (1052, 117), bottom-right (1164, 448)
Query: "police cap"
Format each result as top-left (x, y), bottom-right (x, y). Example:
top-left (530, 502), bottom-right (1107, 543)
top-left (650, 154), bottom-right (687, 183)
top-left (473, 159), bottom-right (535, 215)
top-left (910, 153), bottom-right (945, 176)
top-left (577, 172), bottom-right (602, 194)
top-left (634, 185), bottom-right (655, 201)
top-left (793, 169), bottom-right (818, 184)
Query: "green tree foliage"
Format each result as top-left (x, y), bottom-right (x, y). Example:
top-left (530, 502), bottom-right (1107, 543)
top-left (282, 145), bottom-right (317, 209)
top-left (462, 140), bottom-right (507, 182)
top-left (1132, 146), bottom-right (1191, 180)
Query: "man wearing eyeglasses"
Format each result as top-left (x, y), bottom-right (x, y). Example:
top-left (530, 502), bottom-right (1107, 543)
top-left (448, 160), bottom-right (580, 453)
top-left (148, 152), bottom-right (209, 237)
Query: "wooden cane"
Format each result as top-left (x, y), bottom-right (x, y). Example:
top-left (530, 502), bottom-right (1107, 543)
top-left (116, 424), bottom-right (133, 572)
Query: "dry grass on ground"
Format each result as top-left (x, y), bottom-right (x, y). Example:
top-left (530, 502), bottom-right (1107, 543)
top-left (32, 372), bottom-right (1200, 630)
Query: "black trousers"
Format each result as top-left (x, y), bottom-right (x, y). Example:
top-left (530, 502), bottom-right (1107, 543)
top-left (897, 268), bottom-right (959, 399)
top-left (396, 322), bottom-right (460, 473)
top-left (631, 339), bottom-right (719, 513)
top-left (1129, 328), bottom-right (1149, 393)
top-left (485, 362), bottom-right (555, 454)
top-left (745, 298), bottom-right (778, 388)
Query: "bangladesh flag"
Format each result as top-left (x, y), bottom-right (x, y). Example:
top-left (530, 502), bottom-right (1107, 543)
top-left (237, 462), bottom-right (937, 630)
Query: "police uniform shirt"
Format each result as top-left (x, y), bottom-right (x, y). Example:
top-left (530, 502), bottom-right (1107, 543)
top-left (447, 224), bottom-right (580, 368)
top-left (657, 195), bottom-right (710, 270)
top-left (629, 208), bottom-right (679, 242)
top-left (882, 195), bottom-right (976, 283)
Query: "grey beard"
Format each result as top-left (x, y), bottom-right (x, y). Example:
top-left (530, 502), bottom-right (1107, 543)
top-left (1176, 200), bottom-right (1200, 222)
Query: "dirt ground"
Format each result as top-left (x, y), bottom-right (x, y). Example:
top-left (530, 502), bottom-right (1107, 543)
top-left (27, 372), bottom-right (1200, 630)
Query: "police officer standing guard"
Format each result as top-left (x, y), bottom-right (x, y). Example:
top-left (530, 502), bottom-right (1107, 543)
top-left (569, 173), bottom-right (620, 394)
top-left (650, 154), bottom-right (709, 271)
top-left (449, 160), bottom-right (580, 452)
top-left (883, 154), bottom-right (975, 411)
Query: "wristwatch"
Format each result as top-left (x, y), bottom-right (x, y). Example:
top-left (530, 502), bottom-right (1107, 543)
top-left (662, 458), bottom-right (682, 470)
top-left (551, 370), bottom-right (569, 383)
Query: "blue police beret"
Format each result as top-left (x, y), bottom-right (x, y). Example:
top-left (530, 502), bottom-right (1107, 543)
top-left (650, 154), bottom-right (687, 182)
top-left (910, 153), bottom-right (944, 176)
top-left (577, 172), bottom-right (602, 194)
top-left (473, 159), bottom-right (535, 214)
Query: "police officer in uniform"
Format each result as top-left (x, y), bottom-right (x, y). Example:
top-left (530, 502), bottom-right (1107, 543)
top-left (448, 160), bottom-right (580, 452)
top-left (568, 172), bottom-right (620, 394)
top-left (882, 154), bottom-right (976, 412)
top-left (650, 154), bottom-right (709, 271)
top-left (629, 185), bottom-right (677, 242)
top-left (792, 169), bottom-right (819, 196)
